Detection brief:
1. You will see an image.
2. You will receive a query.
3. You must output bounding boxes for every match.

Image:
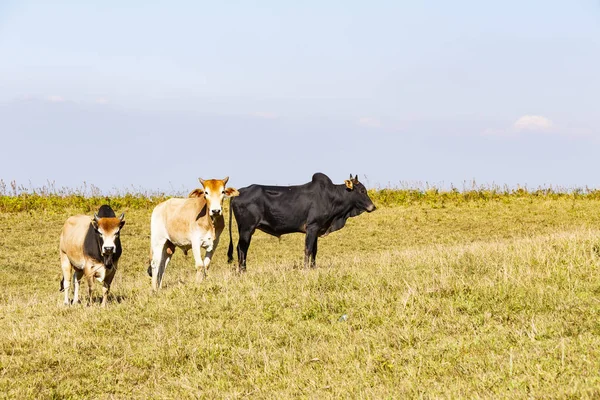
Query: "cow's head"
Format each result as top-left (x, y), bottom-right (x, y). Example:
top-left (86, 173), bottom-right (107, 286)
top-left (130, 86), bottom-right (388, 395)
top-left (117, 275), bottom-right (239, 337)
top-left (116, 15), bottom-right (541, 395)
top-left (91, 212), bottom-right (125, 268)
top-left (344, 174), bottom-right (376, 213)
top-left (194, 177), bottom-right (239, 217)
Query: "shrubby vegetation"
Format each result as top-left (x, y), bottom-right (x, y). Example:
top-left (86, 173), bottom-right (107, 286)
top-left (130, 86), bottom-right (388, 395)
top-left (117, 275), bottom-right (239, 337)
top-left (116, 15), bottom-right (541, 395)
top-left (2, 179), bottom-right (600, 212)
top-left (0, 180), bottom-right (173, 212)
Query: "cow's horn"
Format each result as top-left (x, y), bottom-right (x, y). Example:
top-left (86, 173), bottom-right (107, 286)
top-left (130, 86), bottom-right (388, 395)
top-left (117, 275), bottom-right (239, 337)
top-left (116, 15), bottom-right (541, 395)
top-left (223, 176), bottom-right (229, 185)
top-left (93, 213), bottom-right (99, 221)
top-left (119, 213), bottom-right (125, 221)
top-left (198, 178), bottom-right (205, 186)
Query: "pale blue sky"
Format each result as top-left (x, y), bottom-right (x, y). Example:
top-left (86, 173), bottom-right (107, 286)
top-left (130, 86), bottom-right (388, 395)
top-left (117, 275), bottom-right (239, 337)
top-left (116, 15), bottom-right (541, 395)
top-left (1, 1), bottom-right (599, 191)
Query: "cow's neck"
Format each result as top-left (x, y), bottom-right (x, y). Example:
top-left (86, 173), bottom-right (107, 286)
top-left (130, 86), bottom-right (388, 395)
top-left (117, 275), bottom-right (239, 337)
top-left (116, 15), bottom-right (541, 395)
top-left (332, 184), bottom-right (359, 216)
top-left (193, 198), bottom-right (211, 225)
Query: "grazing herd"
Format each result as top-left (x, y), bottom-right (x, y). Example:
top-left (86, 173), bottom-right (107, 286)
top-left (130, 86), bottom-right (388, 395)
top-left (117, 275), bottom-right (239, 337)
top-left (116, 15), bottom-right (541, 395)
top-left (58, 173), bottom-right (376, 306)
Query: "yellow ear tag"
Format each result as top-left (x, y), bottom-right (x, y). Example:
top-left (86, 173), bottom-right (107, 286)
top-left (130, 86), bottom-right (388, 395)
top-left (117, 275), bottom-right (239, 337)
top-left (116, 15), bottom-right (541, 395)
top-left (345, 180), bottom-right (354, 190)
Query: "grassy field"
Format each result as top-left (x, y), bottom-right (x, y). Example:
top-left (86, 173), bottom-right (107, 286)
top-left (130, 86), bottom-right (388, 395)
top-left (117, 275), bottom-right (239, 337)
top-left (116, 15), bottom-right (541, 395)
top-left (2, 193), bottom-right (600, 398)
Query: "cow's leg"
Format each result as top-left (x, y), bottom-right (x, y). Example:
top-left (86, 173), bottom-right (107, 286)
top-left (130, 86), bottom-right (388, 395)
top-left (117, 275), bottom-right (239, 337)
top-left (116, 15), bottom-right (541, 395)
top-left (304, 227), bottom-right (319, 268)
top-left (101, 266), bottom-right (117, 307)
top-left (311, 237), bottom-right (318, 268)
top-left (150, 239), bottom-right (167, 291)
top-left (161, 254), bottom-right (173, 289)
top-left (60, 252), bottom-right (72, 305)
top-left (236, 229), bottom-right (253, 273)
top-left (203, 236), bottom-right (220, 272)
top-left (158, 242), bottom-right (174, 290)
top-left (191, 237), bottom-right (207, 282)
top-left (72, 269), bottom-right (84, 305)
top-left (101, 282), bottom-right (110, 307)
top-left (86, 273), bottom-right (94, 306)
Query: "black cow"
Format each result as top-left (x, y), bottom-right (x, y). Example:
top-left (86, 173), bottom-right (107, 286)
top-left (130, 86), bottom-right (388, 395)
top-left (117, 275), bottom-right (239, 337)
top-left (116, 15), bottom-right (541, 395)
top-left (227, 173), bottom-right (376, 271)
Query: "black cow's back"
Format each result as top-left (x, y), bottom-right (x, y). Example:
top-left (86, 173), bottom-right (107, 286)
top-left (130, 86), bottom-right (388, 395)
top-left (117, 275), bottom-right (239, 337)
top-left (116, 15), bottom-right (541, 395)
top-left (232, 172), bottom-right (374, 239)
top-left (233, 185), bottom-right (313, 236)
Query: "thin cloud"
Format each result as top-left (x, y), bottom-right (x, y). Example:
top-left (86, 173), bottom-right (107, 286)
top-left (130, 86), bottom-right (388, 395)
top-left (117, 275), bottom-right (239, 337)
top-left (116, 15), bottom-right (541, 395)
top-left (357, 117), bottom-right (382, 128)
top-left (484, 115), bottom-right (556, 137)
top-left (95, 97), bottom-right (109, 105)
top-left (513, 115), bottom-right (553, 132)
top-left (46, 95), bottom-right (65, 103)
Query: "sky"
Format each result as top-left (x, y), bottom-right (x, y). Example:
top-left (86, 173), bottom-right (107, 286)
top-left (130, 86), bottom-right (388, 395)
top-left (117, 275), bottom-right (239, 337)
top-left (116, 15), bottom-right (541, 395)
top-left (0, 0), bottom-right (599, 192)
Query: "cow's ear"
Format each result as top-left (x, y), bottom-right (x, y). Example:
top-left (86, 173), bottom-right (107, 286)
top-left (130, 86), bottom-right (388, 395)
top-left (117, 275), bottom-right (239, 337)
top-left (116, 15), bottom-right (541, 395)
top-left (224, 187), bottom-right (240, 197)
top-left (119, 213), bottom-right (126, 228)
top-left (344, 179), bottom-right (354, 190)
top-left (189, 188), bottom-right (204, 198)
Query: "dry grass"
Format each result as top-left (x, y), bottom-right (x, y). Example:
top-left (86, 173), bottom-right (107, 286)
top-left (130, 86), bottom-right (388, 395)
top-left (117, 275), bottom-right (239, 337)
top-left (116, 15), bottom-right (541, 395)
top-left (2, 198), bottom-right (600, 398)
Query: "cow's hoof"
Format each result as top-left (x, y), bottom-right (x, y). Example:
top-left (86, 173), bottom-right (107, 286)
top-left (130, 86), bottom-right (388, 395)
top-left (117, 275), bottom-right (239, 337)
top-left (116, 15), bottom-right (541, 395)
top-left (195, 271), bottom-right (207, 283)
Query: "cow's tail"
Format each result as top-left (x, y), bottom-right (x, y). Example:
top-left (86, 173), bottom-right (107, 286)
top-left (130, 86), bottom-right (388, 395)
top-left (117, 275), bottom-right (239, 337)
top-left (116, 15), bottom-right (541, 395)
top-left (227, 197), bottom-right (234, 263)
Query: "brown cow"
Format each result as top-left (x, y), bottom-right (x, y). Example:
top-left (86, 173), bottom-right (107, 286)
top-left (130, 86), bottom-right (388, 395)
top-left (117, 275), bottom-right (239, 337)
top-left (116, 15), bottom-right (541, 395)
top-left (59, 205), bottom-right (125, 306)
top-left (148, 177), bottom-right (239, 290)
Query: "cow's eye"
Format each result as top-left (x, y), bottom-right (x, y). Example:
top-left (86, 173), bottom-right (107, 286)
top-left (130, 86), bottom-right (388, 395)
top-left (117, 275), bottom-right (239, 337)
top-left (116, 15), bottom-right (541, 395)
top-left (221, 190), bottom-right (225, 194)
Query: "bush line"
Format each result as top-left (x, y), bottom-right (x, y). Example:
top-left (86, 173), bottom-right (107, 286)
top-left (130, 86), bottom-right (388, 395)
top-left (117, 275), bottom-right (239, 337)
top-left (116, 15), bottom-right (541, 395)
top-left (2, 186), bottom-right (600, 212)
